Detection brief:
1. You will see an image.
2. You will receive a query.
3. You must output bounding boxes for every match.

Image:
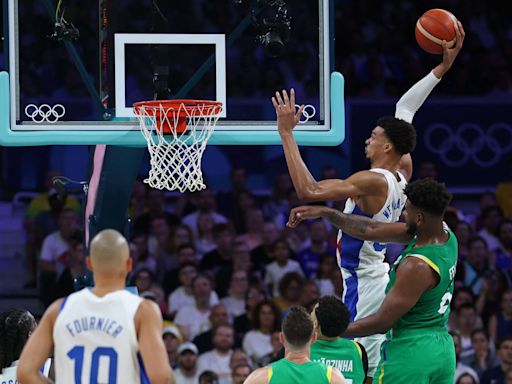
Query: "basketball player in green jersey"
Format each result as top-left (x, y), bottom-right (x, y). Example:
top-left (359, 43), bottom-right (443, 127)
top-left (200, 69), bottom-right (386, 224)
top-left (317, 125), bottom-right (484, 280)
top-left (287, 178), bottom-right (457, 383)
top-left (311, 296), bottom-right (368, 384)
top-left (244, 306), bottom-right (346, 384)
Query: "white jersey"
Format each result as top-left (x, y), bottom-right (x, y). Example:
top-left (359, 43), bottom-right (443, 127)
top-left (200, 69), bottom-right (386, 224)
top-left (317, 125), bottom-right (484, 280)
top-left (53, 288), bottom-right (146, 384)
top-left (336, 168), bottom-right (407, 319)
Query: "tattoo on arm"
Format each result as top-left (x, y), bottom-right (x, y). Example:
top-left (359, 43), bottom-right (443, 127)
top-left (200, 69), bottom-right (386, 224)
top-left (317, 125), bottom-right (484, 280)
top-left (324, 209), bottom-right (374, 236)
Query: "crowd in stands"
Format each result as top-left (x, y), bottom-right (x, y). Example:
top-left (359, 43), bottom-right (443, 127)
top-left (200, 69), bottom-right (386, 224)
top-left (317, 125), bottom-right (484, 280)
top-left (14, 162), bottom-right (511, 383)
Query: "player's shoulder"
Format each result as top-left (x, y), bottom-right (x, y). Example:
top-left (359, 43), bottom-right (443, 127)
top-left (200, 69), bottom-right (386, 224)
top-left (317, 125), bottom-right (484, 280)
top-left (348, 170), bottom-right (388, 189)
top-left (244, 366), bottom-right (269, 384)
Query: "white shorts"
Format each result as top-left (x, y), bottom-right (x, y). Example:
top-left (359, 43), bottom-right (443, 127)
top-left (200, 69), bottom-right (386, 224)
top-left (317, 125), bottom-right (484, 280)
top-left (341, 266), bottom-right (389, 378)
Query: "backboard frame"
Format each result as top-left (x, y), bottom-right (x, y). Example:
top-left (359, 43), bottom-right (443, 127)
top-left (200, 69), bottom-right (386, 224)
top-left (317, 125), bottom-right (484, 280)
top-left (0, 0), bottom-right (345, 146)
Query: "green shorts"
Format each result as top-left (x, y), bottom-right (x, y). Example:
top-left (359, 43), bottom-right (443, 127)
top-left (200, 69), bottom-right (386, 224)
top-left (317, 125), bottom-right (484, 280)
top-left (375, 329), bottom-right (455, 384)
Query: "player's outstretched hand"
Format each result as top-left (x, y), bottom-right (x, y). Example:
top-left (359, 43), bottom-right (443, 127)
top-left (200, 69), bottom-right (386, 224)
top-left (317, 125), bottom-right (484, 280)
top-left (435, 20), bottom-right (465, 77)
top-left (272, 89), bottom-right (305, 135)
top-left (287, 205), bottom-right (327, 228)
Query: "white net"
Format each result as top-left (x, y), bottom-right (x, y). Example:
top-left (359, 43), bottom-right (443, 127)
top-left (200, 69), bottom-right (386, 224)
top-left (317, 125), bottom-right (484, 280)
top-left (133, 100), bottom-right (222, 192)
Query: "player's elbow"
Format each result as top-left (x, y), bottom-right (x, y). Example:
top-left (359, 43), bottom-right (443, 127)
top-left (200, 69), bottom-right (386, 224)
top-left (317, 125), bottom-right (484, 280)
top-left (16, 362), bottom-right (34, 383)
top-left (296, 184), bottom-right (324, 202)
top-left (148, 367), bottom-right (175, 384)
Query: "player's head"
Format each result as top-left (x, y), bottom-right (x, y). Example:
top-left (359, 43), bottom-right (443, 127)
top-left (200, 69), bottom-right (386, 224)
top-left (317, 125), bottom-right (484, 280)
top-left (311, 296), bottom-right (350, 338)
top-left (365, 117), bottom-right (416, 162)
top-left (87, 229), bottom-right (131, 279)
top-left (0, 308), bottom-right (37, 370)
top-left (403, 178), bottom-right (452, 236)
top-left (280, 306), bottom-right (316, 351)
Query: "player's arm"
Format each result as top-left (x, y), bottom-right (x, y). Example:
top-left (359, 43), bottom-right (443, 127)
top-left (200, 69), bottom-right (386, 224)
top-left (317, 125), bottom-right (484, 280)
top-left (136, 300), bottom-right (175, 384)
top-left (287, 205), bottom-right (412, 244)
top-left (17, 299), bottom-right (62, 384)
top-left (243, 367), bottom-right (269, 384)
top-left (395, 21), bottom-right (465, 181)
top-left (343, 257), bottom-right (438, 338)
top-left (272, 90), bottom-right (385, 202)
top-left (330, 367), bottom-right (346, 384)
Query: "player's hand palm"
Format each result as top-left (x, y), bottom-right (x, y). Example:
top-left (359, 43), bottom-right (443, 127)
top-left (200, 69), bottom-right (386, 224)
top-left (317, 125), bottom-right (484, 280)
top-left (272, 89), bottom-right (304, 135)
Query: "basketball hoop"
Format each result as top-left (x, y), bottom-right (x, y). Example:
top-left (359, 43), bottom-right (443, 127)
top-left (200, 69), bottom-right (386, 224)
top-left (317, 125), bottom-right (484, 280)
top-left (133, 100), bottom-right (222, 192)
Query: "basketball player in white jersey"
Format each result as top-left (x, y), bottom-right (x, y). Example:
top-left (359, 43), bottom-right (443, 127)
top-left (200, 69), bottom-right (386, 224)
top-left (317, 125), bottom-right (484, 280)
top-left (272, 21), bottom-right (464, 382)
top-left (17, 229), bottom-right (174, 384)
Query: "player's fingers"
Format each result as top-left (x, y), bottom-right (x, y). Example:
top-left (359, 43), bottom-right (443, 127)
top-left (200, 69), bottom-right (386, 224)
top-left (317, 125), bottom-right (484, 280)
top-left (271, 97), bottom-right (279, 111)
top-left (458, 21), bottom-right (465, 41)
top-left (282, 89), bottom-right (290, 108)
top-left (275, 91), bottom-right (284, 106)
top-left (290, 88), bottom-right (296, 107)
top-left (295, 104), bottom-right (305, 121)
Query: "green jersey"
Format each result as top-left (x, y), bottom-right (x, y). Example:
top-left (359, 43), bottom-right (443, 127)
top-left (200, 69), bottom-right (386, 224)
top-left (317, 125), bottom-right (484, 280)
top-left (311, 339), bottom-right (367, 384)
top-left (269, 358), bottom-right (333, 384)
top-left (387, 229), bottom-right (458, 334)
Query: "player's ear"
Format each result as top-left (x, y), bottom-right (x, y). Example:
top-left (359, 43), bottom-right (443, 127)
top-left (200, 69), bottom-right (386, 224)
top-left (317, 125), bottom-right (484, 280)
top-left (311, 330), bottom-right (318, 343)
top-left (383, 142), bottom-right (393, 153)
top-left (85, 256), bottom-right (93, 271)
top-left (279, 332), bottom-right (285, 345)
top-left (126, 257), bottom-right (133, 272)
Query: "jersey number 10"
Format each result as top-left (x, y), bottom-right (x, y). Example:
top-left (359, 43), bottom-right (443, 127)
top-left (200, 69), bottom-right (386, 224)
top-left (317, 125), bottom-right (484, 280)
top-left (68, 346), bottom-right (118, 383)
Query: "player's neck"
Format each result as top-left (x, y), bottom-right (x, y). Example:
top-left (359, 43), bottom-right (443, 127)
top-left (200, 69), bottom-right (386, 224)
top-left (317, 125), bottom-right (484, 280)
top-left (285, 348), bottom-right (310, 364)
top-left (317, 334), bottom-right (339, 342)
top-left (370, 156), bottom-right (399, 172)
top-left (90, 279), bottom-right (126, 296)
top-left (415, 223), bottom-right (448, 246)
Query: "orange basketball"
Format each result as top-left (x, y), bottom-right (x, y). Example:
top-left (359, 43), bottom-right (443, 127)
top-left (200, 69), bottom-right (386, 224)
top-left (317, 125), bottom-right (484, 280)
top-left (415, 9), bottom-right (458, 55)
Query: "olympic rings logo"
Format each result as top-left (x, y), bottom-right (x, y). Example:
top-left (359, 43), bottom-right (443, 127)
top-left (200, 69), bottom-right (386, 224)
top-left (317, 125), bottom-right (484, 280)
top-left (424, 123), bottom-right (512, 167)
top-left (295, 104), bottom-right (316, 124)
top-left (25, 104), bottom-right (66, 123)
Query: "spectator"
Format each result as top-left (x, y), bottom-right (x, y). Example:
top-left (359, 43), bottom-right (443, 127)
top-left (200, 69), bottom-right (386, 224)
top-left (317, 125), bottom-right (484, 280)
top-left (162, 324), bottom-right (183, 368)
top-left (39, 209), bottom-right (80, 306)
top-left (234, 284), bottom-right (266, 337)
top-left (453, 332), bottom-right (480, 383)
top-left (55, 230), bottom-right (84, 298)
top-left (200, 223), bottom-right (235, 272)
top-left (162, 243), bottom-right (201, 297)
top-left (242, 301), bottom-right (281, 366)
top-left (197, 324), bottom-right (235, 381)
top-left (416, 160), bottom-right (438, 180)
top-left (168, 262), bottom-right (220, 317)
top-left (231, 363), bottom-right (252, 384)
top-left (221, 269), bottom-right (249, 318)
top-left (464, 237), bottom-right (492, 296)
top-left (196, 212), bottom-right (218, 257)
top-left (198, 370), bottom-right (219, 384)
top-left (273, 272), bottom-right (304, 313)
top-left (175, 274), bottom-right (216, 340)
top-left (130, 268), bottom-right (155, 294)
top-left (258, 331), bottom-right (283, 366)
top-left (481, 337), bottom-right (512, 384)
top-left (476, 270), bottom-right (508, 326)
top-left (455, 304), bottom-right (481, 365)
top-left (470, 329), bottom-right (499, 378)
top-left (297, 219), bottom-right (335, 278)
top-left (238, 209), bottom-right (265, 250)
top-left (496, 221), bottom-right (512, 270)
top-left (264, 239), bottom-right (304, 296)
top-left (232, 190), bottom-right (258, 234)
top-left (127, 178), bottom-right (147, 219)
top-left (300, 280), bottom-right (320, 312)
top-left (130, 231), bottom-right (156, 274)
top-left (456, 373), bottom-right (479, 384)
top-left (149, 216), bottom-right (177, 280)
top-left (175, 342), bottom-right (201, 384)
top-left (455, 220), bottom-right (475, 261)
top-left (250, 221), bottom-right (281, 269)
top-left (478, 206), bottom-right (504, 252)
top-left (183, 189), bottom-right (228, 238)
top-left (133, 188), bottom-right (179, 234)
top-left (489, 289), bottom-right (512, 343)
top-left (193, 304), bottom-right (240, 354)
top-left (314, 253), bottom-right (336, 296)
top-left (262, 172), bottom-right (293, 223)
top-left (217, 166), bottom-right (248, 219)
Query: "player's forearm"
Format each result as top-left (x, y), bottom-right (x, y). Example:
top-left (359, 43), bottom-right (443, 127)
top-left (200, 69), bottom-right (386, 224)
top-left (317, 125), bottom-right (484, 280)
top-left (395, 70), bottom-right (441, 123)
top-left (343, 314), bottom-right (389, 338)
top-left (279, 132), bottom-right (319, 201)
top-left (16, 371), bottom-right (53, 384)
top-left (323, 208), bottom-right (374, 238)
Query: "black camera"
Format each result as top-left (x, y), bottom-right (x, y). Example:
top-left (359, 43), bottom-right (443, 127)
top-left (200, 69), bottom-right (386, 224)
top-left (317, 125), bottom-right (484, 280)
top-left (238, 0), bottom-right (291, 58)
top-left (50, 22), bottom-right (79, 42)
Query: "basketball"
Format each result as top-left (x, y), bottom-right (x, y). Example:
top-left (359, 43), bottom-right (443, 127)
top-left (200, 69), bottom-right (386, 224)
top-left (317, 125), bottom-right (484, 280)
top-left (415, 9), bottom-right (458, 54)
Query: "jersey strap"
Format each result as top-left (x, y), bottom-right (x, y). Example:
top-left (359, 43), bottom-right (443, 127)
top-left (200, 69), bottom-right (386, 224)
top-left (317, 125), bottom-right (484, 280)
top-left (352, 341), bottom-right (362, 358)
top-left (268, 366), bottom-right (273, 381)
top-left (326, 366), bottom-right (333, 383)
top-left (408, 254), bottom-right (440, 275)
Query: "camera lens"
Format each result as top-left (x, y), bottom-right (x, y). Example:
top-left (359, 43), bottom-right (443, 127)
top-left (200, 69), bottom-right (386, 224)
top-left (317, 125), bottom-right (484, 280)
top-left (263, 30), bottom-right (285, 57)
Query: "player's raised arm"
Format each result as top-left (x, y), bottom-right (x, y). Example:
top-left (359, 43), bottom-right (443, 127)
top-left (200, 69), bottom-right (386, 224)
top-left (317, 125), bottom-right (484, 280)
top-left (17, 299), bottom-right (62, 384)
top-left (136, 299), bottom-right (175, 384)
top-left (287, 205), bottom-right (412, 244)
top-left (395, 21), bottom-right (465, 181)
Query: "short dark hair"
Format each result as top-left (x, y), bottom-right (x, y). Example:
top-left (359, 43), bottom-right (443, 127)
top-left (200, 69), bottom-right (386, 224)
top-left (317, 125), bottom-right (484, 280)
top-left (404, 178), bottom-right (452, 216)
top-left (468, 236), bottom-right (488, 249)
top-left (376, 116), bottom-right (416, 155)
top-left (0, 308), bottom-right (36, 370)
top-left (212, 223), bottom-right (234, 238)
top-left (176, 243), bottom-right (196, 254)
top-left (281, 306), bottom-right (314, 348)
top-left (199, 370), bottom-right (219, 384)
top-left (497, 335), bottom-right (512, 350)
top-left (471, 328), bottom-right (489, 341)
top-left (456, 303), bottom-right (476, 315)
top-left (481, 205), bottom-right (503, 221)
top-left (315, 296), bottom-right (350, 337)
top-left (278, 272), bottom-right (304, 297)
